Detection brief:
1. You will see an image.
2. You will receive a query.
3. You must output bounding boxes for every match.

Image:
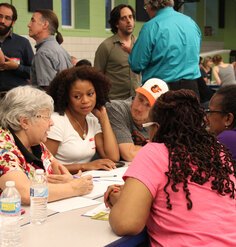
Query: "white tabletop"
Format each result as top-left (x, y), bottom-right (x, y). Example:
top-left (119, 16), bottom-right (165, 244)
top-left (21, 204), bottom-right (120, 247)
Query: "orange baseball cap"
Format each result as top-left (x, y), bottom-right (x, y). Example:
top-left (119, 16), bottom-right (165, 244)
top-left (136, 78), bottom-right (169, 106)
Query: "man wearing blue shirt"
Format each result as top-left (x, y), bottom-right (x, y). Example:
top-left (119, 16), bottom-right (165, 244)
top-left (129, 0), bottom-right (201, 96)
top-left (0, 3), bottom-right (33, 95)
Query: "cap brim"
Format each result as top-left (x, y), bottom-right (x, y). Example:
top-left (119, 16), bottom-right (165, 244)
top-left (136, 87), bottom-right (155, 106)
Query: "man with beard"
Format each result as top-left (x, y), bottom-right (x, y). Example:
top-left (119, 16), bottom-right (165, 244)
top-left (94, 4), bottom-right (140, 100)
top-left (0, 3), bottom-right (33, 96)
top-left (106, 78), bottom-right (168, 161)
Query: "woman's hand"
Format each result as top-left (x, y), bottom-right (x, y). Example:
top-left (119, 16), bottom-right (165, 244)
top-left (87, 159), bottom-right (116, 171)
top-left (104, 184), bottom-right (123, 208)
top-left (92, 106), bottom-right (107, 122)
top-left (48, 159), bottom-right (74, 183)
top-left (71, 175), bottom-right (94, 196)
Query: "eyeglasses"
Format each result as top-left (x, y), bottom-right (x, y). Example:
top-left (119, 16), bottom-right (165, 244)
top-left (142, 122), bottom-right (159, 128)
top-left (35, 114), bottom-right (51, 121)
top-left (0, 14), bottom-right (13, 22)
top-left (204, 109), bottom-right (228, 114)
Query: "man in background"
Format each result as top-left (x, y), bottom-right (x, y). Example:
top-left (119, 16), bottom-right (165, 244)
top-left (28, 9), bottom-right (71, 91)
top-left (129, 0), bottom-right (201, 96)
top-left (94, 4), bottom-right (140, 100)
top-left (0, 3), bottom-right (33, 96)
top-left (106, 78), bottom-right (169, 161)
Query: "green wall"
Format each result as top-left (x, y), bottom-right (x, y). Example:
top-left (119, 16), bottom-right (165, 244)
top-left (6, 0), bottom-right (236, 50)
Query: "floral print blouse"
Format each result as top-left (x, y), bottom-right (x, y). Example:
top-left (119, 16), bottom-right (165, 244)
top-left (0, 127), bottom-right (54, 189)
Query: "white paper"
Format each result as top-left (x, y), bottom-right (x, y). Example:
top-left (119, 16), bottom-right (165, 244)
top-left (47, 197), bottom-right (101, 212)
top-left (83, 166), bottom-right (128, 179)
top-left (83, 203), bottom-right (109, 217)
top-left (84, 180), bottom-right (124, 199)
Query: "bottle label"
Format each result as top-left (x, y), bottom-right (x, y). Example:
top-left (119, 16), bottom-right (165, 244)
top-left (30, 187), bottom-right (48, 198)
top-left (0, 201), bottom-right (21, 215)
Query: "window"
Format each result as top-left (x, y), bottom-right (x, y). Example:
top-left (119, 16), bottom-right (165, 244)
top-left (105, 0), bottom-right (115, 29)
top-left (61, 0), bottom-right (74, 28)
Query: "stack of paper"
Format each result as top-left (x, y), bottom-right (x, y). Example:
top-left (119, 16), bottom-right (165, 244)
top-left (82, 167), bottom-right (127, 199)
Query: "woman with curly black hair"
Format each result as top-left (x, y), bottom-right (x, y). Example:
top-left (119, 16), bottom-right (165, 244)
top-left (45, 66), bottom-right (119, 173)
top-left (105, 89), bottom-right (236, 246)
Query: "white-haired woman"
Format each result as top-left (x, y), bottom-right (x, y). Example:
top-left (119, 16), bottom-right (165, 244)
top-left (0, 86), bottom-right (93, 205)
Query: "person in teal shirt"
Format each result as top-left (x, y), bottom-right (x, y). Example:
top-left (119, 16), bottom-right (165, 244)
top-left (129, 0), bottom-right (201, 96)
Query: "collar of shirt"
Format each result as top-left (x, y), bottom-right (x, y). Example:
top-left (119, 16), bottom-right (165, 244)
top-left (112, 33), bottom-right (135, 45)
top-left (9, 128), bottom-right (44, 170)
top-left (35, 35), bottom-right (55, 50)
top-left (0, 30), bottom-right (13, 43)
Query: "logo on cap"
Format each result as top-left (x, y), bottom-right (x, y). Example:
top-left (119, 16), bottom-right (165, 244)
top-left (151, 85), bottom-right (162, 93)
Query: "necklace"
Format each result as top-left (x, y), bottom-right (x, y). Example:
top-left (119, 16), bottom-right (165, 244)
top-left (73, 117), bottom-right (87, 140)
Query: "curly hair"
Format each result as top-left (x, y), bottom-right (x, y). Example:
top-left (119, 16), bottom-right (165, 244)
top-left (48, 66), bottom-right (111, 115)
top-left (148, 0), bottom-right (174, 10)
top-left (109, 4), bottom-right (135, 34)
top-left (151, 89), bottom-right (235, 210)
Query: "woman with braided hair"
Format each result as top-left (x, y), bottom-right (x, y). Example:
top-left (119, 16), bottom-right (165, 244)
top-left (104, 89), bottom-right (236, 246)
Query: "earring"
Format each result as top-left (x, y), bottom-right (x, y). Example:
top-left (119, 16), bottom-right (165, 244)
top-left (225, 125), bottom-right (229, 129)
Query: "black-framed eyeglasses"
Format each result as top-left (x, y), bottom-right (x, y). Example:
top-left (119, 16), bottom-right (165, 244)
top-left (204, 109), bottom-right (228, 114)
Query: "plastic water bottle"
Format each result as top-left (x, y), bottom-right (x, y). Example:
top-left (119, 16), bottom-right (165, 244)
top-left (0, 181), bottom-right (22, 247)
top-left (30, 169), bottom-right (48, 224)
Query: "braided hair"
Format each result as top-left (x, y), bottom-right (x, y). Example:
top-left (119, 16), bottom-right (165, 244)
top-left (151, 89), bottom-right (235, 210)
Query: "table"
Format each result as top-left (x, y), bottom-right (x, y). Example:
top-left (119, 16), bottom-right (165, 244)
top-left (20, 165), bottom-right (149, 246)
top-left (21, 204), bottom-right (148, 247)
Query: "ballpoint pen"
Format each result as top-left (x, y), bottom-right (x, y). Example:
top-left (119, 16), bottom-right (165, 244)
top-left (93, 175), bottom-right (117, 179)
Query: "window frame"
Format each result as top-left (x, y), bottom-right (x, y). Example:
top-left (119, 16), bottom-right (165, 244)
top-left (61, 0), bottom-right (74, 29)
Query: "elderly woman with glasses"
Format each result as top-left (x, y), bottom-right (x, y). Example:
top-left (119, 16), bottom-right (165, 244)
top-left (104, 89), bottom-right (236, 246)
top-left (206, 85), bottom-right (236, 160)
top-left (0, 86), bottom-right (93, 205)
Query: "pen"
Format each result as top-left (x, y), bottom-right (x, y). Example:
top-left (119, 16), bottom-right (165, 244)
top-left (93, 175), bottom-right (117, 178)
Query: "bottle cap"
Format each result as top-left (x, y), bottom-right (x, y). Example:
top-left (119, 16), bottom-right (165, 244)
top-left (35, 169), bottom-right (44, 175)
top-left (6, 181), bottom-right (15, 187)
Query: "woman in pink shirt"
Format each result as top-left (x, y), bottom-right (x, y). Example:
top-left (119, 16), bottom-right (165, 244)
top-left (105, 89), bottom-right (236, 247)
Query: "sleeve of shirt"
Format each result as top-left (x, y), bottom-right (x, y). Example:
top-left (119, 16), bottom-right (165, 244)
top-left (47, 114), bottom-right (65, 142)
top-left (106, 102), bottom-right (134, 144)
top-left (14, 39), bottom-right (34, 80)
top-left (88, 114), bottom-right (102, 135)
top-left (34, 51), bottom-right (57, 86)
top-left (0, 149), bottom-right (25, 175)
top-left (129, 24), bottom-right (153, 74)
top-left (123, 143), bottom-right (168, 198)
top-left (94, 42), bottom-right (110, 73)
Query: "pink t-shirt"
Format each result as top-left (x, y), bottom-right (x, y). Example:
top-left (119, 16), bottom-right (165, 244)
top-left (124, 143), bottom-right (236, 247)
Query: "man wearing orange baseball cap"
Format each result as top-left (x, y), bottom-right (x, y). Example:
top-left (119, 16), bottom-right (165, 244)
top-left (106, 78), bottom-right (168, 161)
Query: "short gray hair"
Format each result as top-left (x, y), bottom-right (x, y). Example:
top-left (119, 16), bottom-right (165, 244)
top-left (148, 0), bottom-right (174, 10)
top-left (0, 86), bottom-right (54, 131)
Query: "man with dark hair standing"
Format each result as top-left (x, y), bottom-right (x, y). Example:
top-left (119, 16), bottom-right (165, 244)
top-left (28, 9), bottom-right (72, 90)
top-left (0, 3), bottom-right (34, 96)
top-left (94, 4), bottom-right (140, 100)
top-left (129, 0), bottom-right (201, 96)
